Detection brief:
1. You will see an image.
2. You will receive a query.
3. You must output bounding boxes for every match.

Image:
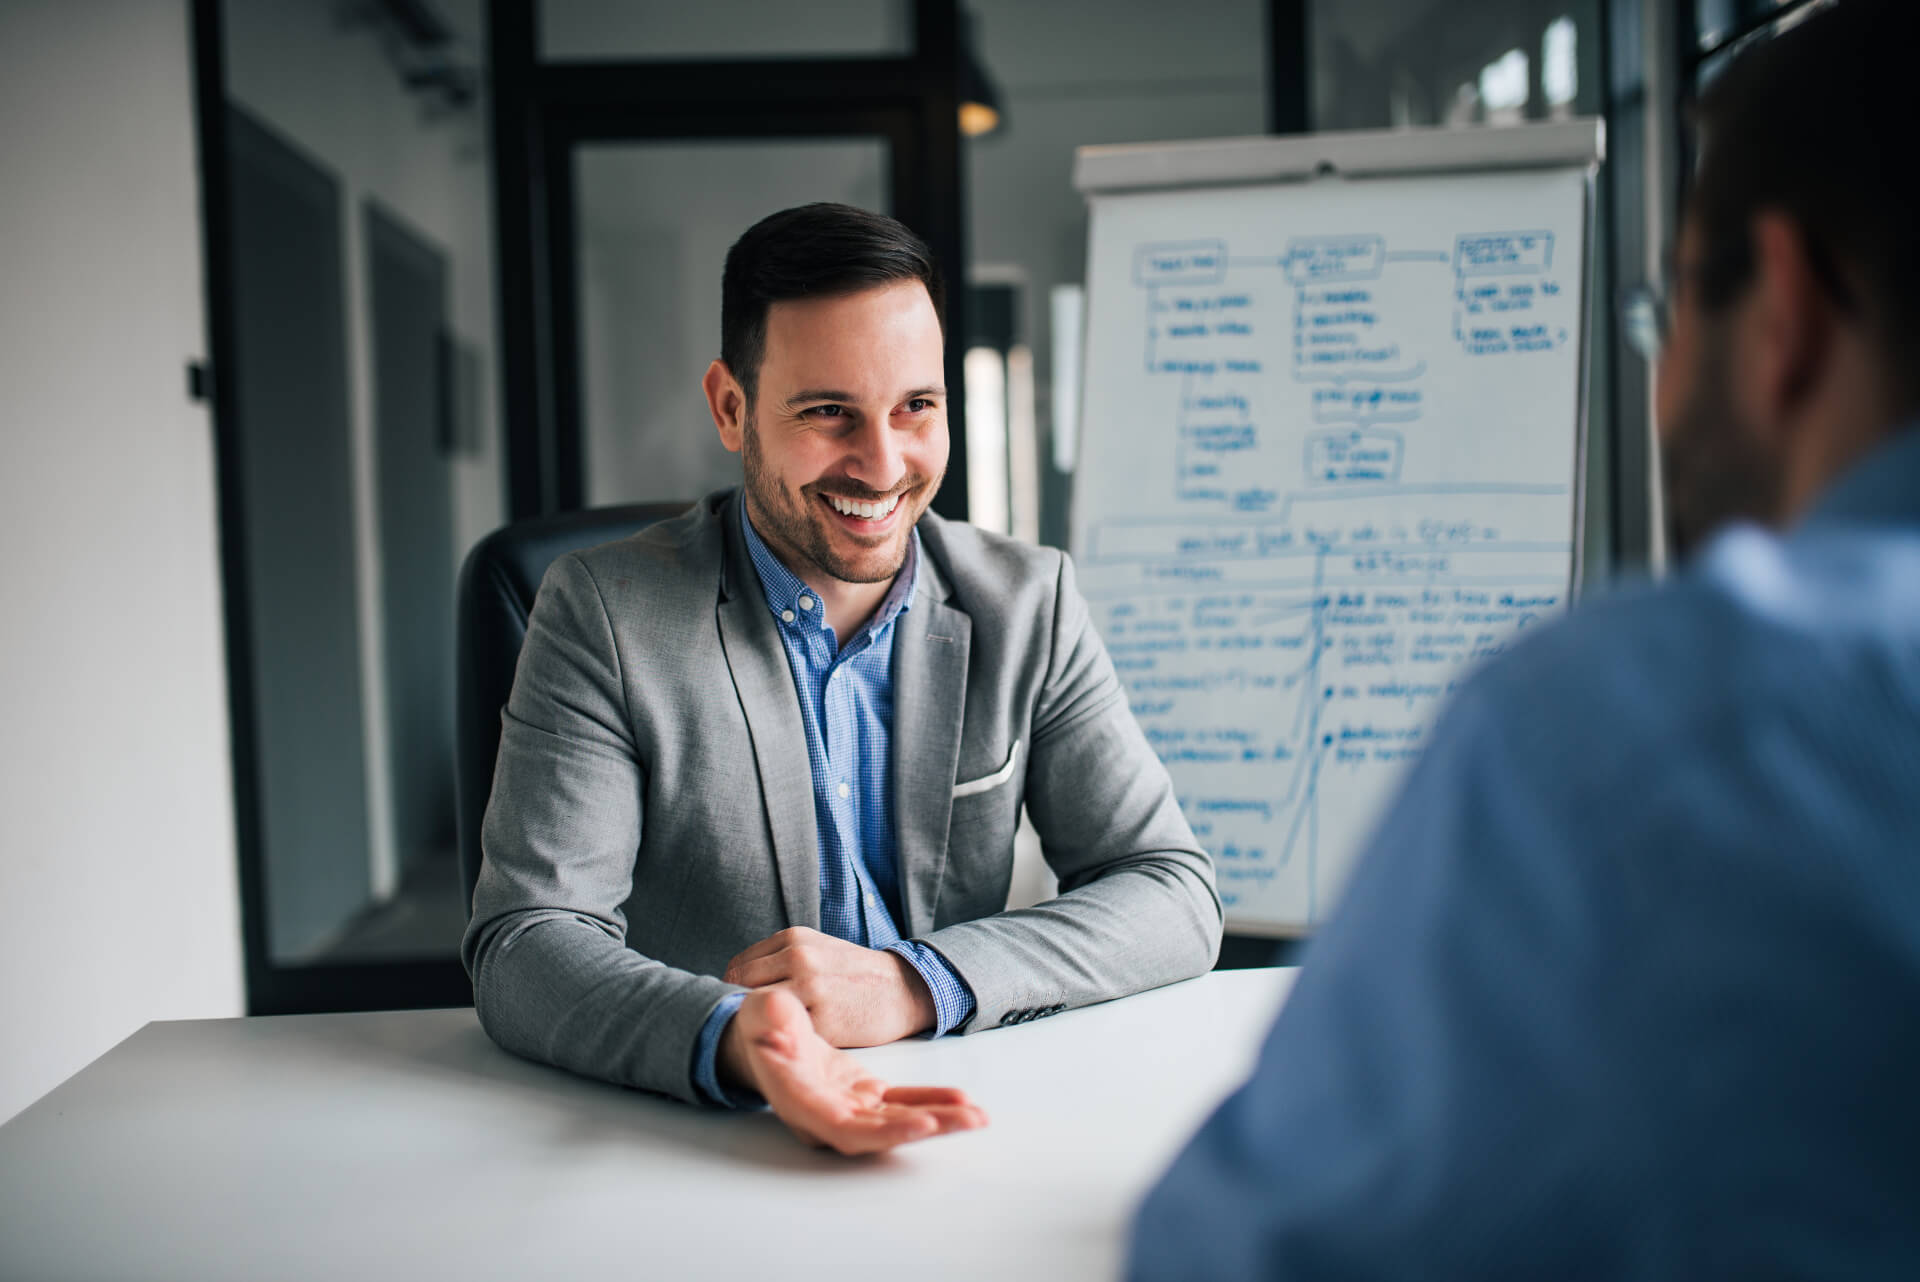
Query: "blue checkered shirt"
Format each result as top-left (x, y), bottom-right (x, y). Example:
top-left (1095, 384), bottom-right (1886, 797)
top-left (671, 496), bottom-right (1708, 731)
top-left (690, 501), bottom-right (978, 1106)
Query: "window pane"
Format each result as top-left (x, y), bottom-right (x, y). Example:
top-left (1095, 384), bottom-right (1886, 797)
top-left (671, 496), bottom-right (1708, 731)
top-left (1313, 0), bottom-right (1603, 130)
top-left (574, 139), bottom-right (890, 508)
top-left (542, 0), bottom-right (912, 61)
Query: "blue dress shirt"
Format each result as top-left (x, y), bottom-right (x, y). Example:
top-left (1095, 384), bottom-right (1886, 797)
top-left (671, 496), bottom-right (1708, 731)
top-left (1130, 427), bottom-right (1920, 1279)
top-left (690, 503), bottom-right (977, 1106)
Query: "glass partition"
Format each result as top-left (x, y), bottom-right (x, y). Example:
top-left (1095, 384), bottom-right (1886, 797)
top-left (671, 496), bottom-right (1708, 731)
top-left (219, 0), bottom-right (501, 981)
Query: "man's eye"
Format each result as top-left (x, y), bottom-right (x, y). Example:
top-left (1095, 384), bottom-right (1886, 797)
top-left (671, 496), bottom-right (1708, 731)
top-left (807, 404), bottom-right (846, 419)
top-left (904, 398), bottom-right (934, 413)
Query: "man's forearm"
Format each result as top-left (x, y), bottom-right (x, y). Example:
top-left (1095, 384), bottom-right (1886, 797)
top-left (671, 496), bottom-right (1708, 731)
top-left (916, 849), bottom-right (1222, 1032)
top-left (468, 910), bottom-right (745, 1104)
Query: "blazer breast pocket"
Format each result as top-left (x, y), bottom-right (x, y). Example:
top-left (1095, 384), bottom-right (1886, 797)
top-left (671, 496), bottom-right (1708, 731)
top-left (942, 739), bottom-right (1024, 925)
top-left (952, 737), bottom-right (1022, 800)
top-left (948, 738), bottom-right (1022, 836)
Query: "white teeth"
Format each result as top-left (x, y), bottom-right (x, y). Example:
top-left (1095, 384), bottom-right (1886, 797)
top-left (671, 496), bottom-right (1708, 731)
top-left (826, 492), bottom-right (902, 520)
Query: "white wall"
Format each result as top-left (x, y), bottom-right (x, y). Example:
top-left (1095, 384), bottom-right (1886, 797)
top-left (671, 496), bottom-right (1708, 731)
top-left (0, 0), bottom-right (245, 1124)
top-left (223, 0), bottom-right (502, 900)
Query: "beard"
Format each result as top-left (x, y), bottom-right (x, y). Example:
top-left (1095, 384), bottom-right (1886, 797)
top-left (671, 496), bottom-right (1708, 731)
top-left (740, 415), bottom-right (942, 585)
top-left (1660, 328), bottom-right (1788, 560)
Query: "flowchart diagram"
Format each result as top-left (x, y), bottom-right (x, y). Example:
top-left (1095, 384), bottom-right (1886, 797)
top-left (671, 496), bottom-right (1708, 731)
top-left (1074, 170), bottom-right (1588, 931)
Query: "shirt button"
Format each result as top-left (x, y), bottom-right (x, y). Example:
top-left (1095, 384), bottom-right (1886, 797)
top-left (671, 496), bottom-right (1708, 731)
top-left (837, 781), bottom-right (851, 800)
top-left (780, 609), bottom-right (795, 623)
top-left (799, 596), bottom-right (814, 611)
top-left (865, 893), bottom-right (876, 909)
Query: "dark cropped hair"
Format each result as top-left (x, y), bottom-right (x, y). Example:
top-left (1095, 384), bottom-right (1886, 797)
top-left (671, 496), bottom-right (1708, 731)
top-left (720, 203), bottom-right (946, 404)
top-left (1689, 0), bottom-right (1920, 401)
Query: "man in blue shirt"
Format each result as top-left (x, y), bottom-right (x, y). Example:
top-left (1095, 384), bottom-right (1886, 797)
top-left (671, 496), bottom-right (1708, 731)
top-left (1130, 1), bottom-right (1920, 1275)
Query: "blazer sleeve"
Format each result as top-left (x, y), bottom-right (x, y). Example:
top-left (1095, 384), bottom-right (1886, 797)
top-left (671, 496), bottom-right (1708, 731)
top-left (461, 552), bottom-right (742, 1105)
top-left (915, 550), bottom-right (1224, 1031)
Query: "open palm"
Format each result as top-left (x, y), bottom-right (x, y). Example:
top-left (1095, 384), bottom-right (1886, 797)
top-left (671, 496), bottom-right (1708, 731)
top-left (726, 987), bottom-right (988, 1155)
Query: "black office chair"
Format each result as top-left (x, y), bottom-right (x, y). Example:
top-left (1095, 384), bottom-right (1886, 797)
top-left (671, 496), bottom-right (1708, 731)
top-left (454, 502), bottom-right (690, 911)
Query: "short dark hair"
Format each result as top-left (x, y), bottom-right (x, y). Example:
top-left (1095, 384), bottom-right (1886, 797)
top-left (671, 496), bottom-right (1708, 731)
top-left (719, 203), bottom-right (946, 404)
top-left (1689, 0), bottom-right (1920, 400)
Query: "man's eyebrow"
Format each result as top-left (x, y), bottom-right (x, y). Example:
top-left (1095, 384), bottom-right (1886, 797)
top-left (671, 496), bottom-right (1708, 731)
top-left (781, 386), bottom-right (947, 408)
top-left (781, 389), bottom-right (858, 409)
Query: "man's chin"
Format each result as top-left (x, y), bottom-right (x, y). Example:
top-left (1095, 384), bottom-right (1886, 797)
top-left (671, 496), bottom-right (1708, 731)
top-left (815, 538), bottom-right (910, 585)
top-left (803, 497), bottom-right (921, 583)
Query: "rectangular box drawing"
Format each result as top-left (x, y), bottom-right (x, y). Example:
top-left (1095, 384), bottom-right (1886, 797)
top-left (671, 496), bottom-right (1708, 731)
top-left (1134, 240), bottom-right (1229, 287)
top-left (1284, 235), bottom-right (1386, 285)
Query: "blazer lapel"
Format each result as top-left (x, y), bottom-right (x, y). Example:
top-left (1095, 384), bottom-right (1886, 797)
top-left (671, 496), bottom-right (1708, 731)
top-left (892, 553), bottom-right (970, 938)
top-left (716, 498), bottom-right (820, 931)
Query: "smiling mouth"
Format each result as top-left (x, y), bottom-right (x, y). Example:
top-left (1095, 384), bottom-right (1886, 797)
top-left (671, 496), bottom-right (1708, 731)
top-left (821, 491), bottom-right (905, 522)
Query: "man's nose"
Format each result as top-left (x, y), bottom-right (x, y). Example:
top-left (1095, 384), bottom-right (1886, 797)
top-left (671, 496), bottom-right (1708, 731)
top-left (843, 416), bottom-right (906, 493)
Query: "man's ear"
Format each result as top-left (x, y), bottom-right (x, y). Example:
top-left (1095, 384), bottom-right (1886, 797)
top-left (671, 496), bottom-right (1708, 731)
top-left (704, 359), bottom-right (747, 453)
top-left (1740, 210), bottom-right (1835, 434)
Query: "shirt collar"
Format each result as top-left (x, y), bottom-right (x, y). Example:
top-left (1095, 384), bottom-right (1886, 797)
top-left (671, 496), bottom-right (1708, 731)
top-left (1804, 424), bottom-right (1920, 530)
top-left (738, 493), bottom-right (920, 638)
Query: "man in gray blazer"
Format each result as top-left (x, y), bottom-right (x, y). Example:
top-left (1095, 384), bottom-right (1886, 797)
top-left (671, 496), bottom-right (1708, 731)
top-left (464, 203), bottom-right (1222, 1155)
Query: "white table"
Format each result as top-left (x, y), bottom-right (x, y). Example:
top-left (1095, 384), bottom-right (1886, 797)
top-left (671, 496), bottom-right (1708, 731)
top-left (0, 968), bottom-right (1292, 1282)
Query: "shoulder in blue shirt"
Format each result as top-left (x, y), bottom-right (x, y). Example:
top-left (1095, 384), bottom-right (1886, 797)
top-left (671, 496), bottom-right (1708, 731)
top-left (1129, 427), bottom-right (1920, 1280)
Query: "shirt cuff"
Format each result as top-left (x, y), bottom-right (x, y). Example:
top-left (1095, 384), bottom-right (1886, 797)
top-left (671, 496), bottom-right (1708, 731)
top-left (691, 991), bottom-right (764, 1109)
top-left (885, 940), bottom-right (977, 1037)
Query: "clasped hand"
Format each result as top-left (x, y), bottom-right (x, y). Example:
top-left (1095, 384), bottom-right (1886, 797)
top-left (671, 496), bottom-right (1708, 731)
top-left (724, 926), bottom-right (935, 1047)
top-left (717, 928), bottom-right (986, 1155)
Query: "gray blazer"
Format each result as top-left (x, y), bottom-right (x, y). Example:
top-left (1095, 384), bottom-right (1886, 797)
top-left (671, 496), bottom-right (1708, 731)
top-left (463, 489), bottom-right (1221, 1104)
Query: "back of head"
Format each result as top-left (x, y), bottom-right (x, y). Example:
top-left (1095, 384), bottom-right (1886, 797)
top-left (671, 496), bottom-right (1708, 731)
top-left (719, 203), bottom-right (946, 406)
top-left (1689, 0), bottom-right (1920, 410)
